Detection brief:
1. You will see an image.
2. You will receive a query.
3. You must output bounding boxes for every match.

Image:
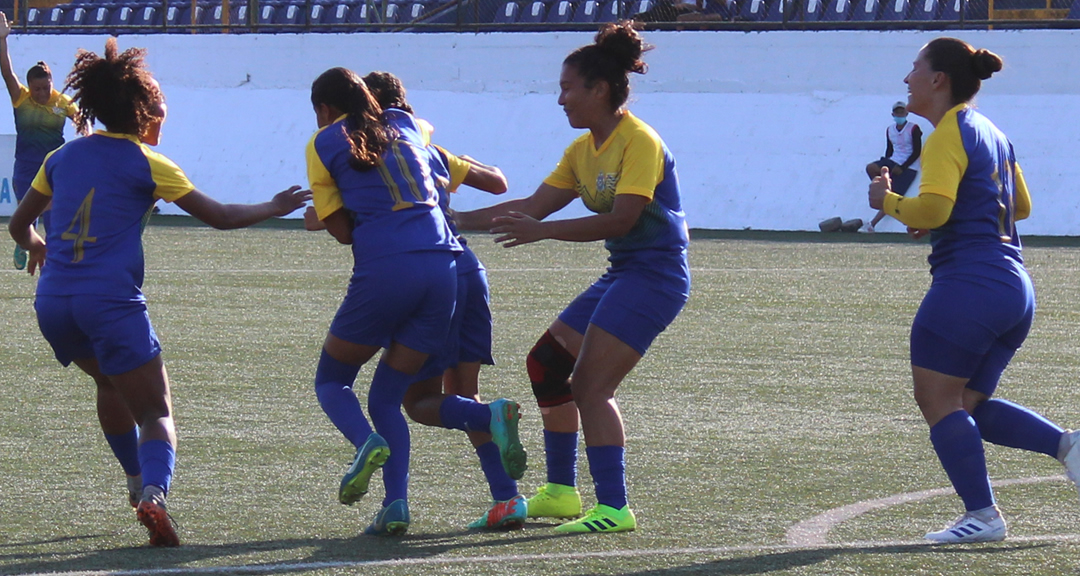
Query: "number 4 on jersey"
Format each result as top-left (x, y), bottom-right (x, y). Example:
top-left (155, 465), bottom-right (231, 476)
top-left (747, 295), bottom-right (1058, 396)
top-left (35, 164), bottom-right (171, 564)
top-left (61, 188), bottom-right (98, 263)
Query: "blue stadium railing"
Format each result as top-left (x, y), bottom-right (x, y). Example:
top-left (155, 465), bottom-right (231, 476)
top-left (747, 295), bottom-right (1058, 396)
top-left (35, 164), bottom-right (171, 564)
top-left (6, 0), bottom-right (1079, 32)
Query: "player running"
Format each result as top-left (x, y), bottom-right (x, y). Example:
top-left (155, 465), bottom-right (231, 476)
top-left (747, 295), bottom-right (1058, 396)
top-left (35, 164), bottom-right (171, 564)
top-left (0, 12), bottom-right (77, 269)
top-left (456, 21), bottom-right (690, 534)
top-left (7, 39), bottom-right (309, 547)
top-left (868, 37), bottom-right (1080, 544)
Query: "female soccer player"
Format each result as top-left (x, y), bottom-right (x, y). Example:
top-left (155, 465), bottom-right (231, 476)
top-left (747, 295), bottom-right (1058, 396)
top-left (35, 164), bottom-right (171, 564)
top-left (869, 37), bottom-right (1080, 544)
top-left (359, 70), bottom-right (530, 530)
top-left (0, 12), bottom-right (77, 269)
top-left (7, 39), bottom-right (309, 547)
top-left (309, 67), bottom-right (519, 536)
top-left (456, 21), bottom-right (691, 534)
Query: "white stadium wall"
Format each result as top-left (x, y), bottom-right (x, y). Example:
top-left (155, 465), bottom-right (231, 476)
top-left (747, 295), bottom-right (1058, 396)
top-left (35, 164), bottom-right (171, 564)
top-left (0, 30), bottom-right (1077, 234)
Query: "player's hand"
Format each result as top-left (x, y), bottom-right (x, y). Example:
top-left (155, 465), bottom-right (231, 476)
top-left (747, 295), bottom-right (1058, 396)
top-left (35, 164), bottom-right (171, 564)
top-left (303, 205), bottom-right (326, 231)
top-left (25, 237), bottom-right (46, 276)
top-left (269, 186), bottom-right (312, 217)
top-left (0, 13), bottom-right (10, 39)
top-left (907, 227), bottom-right (930, 240)
top-left (868, 166), bottom-right (892, 209)
top-left (491, 211), bottom-right (546, 247)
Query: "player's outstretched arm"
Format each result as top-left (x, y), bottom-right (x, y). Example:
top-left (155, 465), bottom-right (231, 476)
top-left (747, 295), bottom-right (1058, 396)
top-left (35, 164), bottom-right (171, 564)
top-left (8, 188), bottom-right (50, 275)
top-left (0, 14), bottom-right (22, 105)
top-left (173, 186), bottom-right (311, 230)
top-left (492, 192), bottom-right (647, 247)
top-left (454, 183), bottom-right (575, 231)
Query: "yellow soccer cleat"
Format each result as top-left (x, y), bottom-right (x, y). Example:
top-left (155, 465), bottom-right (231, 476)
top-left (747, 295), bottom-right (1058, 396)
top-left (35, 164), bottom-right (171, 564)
top-left (553, 504), bottom-right (636, 534)
top-left (526, 482), bottom-right (582, 519)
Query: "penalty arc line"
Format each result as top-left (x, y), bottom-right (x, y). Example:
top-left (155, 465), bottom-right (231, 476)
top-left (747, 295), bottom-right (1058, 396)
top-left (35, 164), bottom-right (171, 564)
top-left (786, 474), bottom-right (1068, 546)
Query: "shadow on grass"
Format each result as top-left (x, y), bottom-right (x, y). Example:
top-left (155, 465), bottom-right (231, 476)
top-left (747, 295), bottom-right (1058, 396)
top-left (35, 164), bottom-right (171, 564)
top-left (588, 542), bottom-right (1056, 575)
top-left (0, 525), bottom-right (569, 575)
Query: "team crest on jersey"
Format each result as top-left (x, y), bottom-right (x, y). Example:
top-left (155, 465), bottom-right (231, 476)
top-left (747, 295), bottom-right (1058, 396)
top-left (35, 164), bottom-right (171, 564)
top-left (52, 106), bottom-right (65, 116)
top-left (596, 173), bottom-right (618, 194)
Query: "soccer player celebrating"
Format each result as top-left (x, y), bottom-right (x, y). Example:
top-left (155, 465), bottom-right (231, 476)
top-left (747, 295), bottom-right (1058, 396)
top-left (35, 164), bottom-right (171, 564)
top-left (7, 38), bottom-right (309, 547)
top-left (456, 21), bottom-right (691, 534)
top-left (869, 37), bottom-right (1080, 543)
top-left (307, 67), bottom-right (482, 536)
top-left (0, 12), bottom-right (77, 269)
top-left (360, 70), bottom-right (530, 530)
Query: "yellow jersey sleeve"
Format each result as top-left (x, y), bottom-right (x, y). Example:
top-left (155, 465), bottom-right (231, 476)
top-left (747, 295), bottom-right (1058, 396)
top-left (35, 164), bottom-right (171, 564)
top-left (30, 149), bottom-right (60, 196)
top-left (1015, 162), bottom-right (1031, 221)
top-left (58, 93), bottom-right (78, 119)
top-left (434, 145), bottom-right (471, 193)
top-left (542, 141), bottom-right (579, 191)
top-left (142, 147), bottom-right (195, 202)
top-left (12, 84), bottom-right (30, 108)
top-left (916, 109), bottom-right (968, 203)
top-left (306, 133), bottom-right (343, 220)
top-left (417, 118), bottom-right (435, 147)
top-left (615, 129), bottom-right (665, 200)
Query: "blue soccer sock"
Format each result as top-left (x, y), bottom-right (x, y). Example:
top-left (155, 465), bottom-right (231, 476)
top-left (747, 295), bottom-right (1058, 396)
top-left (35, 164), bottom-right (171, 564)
top-left (139, 439), bottom-right (175, 495)
top-left (544, 429), bottom-right (578, 487)
top-left (314, 350), bottom-right (372, 448)
top-left (586, 445), bottom-right (627, 510)
top-left (104, 427), bottom-right (141, 477)
top-left (930, 410), bottom-right (994, 512)
top-left (476, 441), bottom-right (518, 501)
top-left (438, 395), bottom-right (492, 433)
top-left (972, 398), bottom-right (1063, 458)
top-left (368, 361), bottom-right (414, 506)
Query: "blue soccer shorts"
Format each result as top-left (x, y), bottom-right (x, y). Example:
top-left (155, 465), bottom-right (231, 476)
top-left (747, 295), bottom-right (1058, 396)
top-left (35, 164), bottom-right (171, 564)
top-left (330, 250), bottom-right (457, 356)
top-left (910, 262), bottom-right (1034, 396)
top-left (558, 255), bottom-right (690, 357)
top-left (35, 294), bottom-right (162, 376)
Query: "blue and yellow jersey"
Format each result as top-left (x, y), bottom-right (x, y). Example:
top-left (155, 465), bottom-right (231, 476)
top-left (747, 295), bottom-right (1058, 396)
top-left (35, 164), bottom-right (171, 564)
top-left (13, 85), bottom-right (77, 163)
top-left (543, 111), bottom-right (688, 262)
top-left (915, 104), bottom-right (1027, 273)
top-left (306, 109), bottom-right (459, 264)
top-left (32, 131), bottom-right (194, 299)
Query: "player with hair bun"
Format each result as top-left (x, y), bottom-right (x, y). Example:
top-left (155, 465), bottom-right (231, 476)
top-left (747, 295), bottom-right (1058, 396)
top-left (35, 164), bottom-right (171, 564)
top-left (869, 37), bottom-right (1080, 544)
top-left (457, 21), bottom-right (691, 534)
top-left (7, 38), bottom-right (309, 547)
top-left (0, 12), bottom-right (77, 269)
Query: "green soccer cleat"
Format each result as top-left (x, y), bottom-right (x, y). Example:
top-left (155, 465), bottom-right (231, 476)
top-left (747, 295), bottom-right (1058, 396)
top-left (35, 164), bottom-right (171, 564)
top-left (467, 494), bottom-right (527, 530)
top-left (13, 245), bottom-right (27, 271)
top-left (553, 504), bottom-right (636, 534)
top-left (488, 399), bottom-right (527, 480)
top-left (526, 482), bottom-right (582, 519)
top-left (364, 499), bottom-right (410, 536)
top-left (339, 432), bottom-right (390, 506)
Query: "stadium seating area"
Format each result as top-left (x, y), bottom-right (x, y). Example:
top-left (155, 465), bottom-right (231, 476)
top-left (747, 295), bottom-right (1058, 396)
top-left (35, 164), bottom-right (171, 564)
top-left (5, 0), bottom-right (1077, 31)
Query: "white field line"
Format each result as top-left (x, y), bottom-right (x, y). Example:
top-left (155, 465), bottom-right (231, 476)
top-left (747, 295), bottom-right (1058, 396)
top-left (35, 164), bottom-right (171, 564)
top-left (18, 532), bottom-right (1080, 576)
top-left (786, 475), bottom-right (1067, 546)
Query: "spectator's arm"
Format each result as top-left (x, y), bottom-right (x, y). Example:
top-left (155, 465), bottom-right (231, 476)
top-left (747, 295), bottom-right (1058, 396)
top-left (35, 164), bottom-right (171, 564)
top-left (884, 130), bottom-right (893, 161)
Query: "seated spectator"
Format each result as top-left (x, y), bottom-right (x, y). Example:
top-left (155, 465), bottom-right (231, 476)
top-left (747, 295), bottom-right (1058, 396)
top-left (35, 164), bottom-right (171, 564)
top-left (866, 101), bottom-right (922, 232)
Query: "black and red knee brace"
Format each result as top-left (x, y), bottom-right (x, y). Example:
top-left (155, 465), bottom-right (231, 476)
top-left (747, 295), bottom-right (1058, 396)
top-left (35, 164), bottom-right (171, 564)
top-left (527, 330), bottom-right (576, 408)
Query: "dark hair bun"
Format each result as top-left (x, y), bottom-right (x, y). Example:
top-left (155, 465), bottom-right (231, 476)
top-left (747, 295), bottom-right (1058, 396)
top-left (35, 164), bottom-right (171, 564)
top-left (971, 48), bottom-right (1003, 80)
top-left (595, 21), bottom-right (651, 75)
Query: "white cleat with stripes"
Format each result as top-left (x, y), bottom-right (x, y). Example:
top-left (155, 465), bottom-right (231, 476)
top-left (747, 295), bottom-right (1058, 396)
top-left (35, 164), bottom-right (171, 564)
top-left (924, 512), bottom-right (1006, 544)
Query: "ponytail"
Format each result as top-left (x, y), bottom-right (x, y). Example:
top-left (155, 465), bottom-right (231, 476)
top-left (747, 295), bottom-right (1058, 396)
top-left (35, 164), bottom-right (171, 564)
top-left (311, 67), bottom-right (393, 171)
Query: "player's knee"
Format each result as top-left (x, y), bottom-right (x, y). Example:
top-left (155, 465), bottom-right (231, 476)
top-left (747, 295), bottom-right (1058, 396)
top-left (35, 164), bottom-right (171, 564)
top-left (527, 330), bottom-right (576, 408)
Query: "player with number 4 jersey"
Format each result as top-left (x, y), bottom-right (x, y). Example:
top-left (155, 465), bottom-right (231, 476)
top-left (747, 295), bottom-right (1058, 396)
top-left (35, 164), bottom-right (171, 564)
top-left (7, 39), bottom-right (309, 548)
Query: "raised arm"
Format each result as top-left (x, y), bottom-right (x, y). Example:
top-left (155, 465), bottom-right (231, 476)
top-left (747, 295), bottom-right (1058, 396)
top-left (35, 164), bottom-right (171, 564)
top-left (0, 13), bottom-right (23, 104)
top-left (173, 186), bottom-right (311, 230)
top-left (454, 182), bottom-right (577, 231)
